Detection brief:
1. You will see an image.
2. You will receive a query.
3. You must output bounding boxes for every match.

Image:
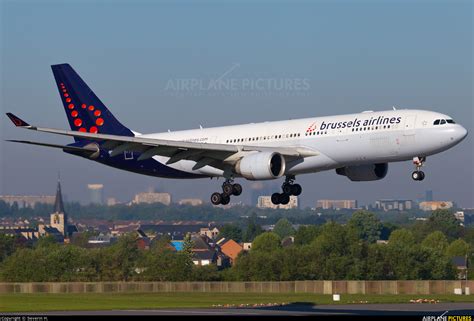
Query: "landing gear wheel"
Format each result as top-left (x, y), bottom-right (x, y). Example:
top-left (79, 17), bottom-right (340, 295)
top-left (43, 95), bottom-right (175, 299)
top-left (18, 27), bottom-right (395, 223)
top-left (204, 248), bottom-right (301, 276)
top-left (279, 193), bottom-right (290, 205)
top-left (232, 183), bottom-right (242, 196)
top-left (282, 183), bottom-right (293, 195)
top-left (291, 184), bottom-right (302, 196)
top-left (211, 192), bottom-right (222, 205)
top-left (271, 193), bottom-right (281, 205)
top-left (418, 171), bottom-right (425, 181)
top-left (220, 194), bottom-right (230, 205)
top-left (222, 183), bottom-right (234, 196)
top-left (411, 171), bottom-right (425, 181)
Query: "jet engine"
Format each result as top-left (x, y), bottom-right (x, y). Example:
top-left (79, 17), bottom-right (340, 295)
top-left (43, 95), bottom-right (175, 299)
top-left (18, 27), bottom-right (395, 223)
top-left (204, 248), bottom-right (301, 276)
top-left (336, 163), bottom-right (388, 181)
top-left (235, 152), bottom-right (286, 180)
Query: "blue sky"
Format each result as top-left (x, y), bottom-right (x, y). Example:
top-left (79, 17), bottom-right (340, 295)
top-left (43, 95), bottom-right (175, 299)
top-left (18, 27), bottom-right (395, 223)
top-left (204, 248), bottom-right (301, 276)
top-left (1, 0), bottom-right (472, 207)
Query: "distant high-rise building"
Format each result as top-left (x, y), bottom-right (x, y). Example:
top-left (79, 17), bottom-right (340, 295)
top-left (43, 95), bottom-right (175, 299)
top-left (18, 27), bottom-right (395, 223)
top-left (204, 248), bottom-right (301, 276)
top-left (316, 199), bottom-right (358, 210)
top-left (374, 199), bottom-right (413, 211)
top-left (178, 198), bottom-right (203, 206)
top-left (133, 192), bottom-right (171, 205)
top-left (419, 201), bottom-right (453, 211)
top-left (257, 195), bottom-right (298, 209)
top-left (106, 197), bottom-right (118, 206)
top-left (425, 190), bottom-right (433, 202)
top-left (88, 184), bottom-right (104, 205)
top-left (0, 195), bottom-right (55, 208)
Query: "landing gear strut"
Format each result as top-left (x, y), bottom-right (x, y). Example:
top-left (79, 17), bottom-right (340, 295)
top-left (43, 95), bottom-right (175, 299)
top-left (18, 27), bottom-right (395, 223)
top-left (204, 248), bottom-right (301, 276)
top-left (210, 178), bottom-right (242, 205)
top-left (411, 156), bottom-right (426, 181)
top-left (271, 175), bottom-right (302, 205)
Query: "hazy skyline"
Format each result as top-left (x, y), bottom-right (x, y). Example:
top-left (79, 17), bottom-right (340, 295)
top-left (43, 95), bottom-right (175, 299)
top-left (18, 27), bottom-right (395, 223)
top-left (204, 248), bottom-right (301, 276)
top-left (1, 0), bottom-right (472, 207)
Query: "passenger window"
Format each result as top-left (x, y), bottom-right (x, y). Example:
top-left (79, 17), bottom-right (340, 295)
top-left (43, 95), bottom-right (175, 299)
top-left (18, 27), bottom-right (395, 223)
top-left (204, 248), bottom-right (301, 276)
top-left (440, 119), bottom-right (446, 125)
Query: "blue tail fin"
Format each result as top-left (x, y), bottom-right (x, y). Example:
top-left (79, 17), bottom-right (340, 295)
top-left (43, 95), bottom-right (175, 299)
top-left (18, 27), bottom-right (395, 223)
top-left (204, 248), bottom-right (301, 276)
top-left (51, 64), bottom-right (134, 140)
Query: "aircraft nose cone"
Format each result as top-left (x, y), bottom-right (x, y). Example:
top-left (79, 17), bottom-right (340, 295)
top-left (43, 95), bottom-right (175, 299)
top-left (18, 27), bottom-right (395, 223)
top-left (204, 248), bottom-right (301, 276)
top-left (457, 125), bottom-right (468, 141)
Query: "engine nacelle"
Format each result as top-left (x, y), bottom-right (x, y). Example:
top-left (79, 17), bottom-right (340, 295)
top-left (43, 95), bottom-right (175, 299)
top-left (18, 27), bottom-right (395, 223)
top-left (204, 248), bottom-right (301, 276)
top-left (235, 152), bottom-right (286, 180)
top-left (336, 163), bottom-right (388, 181)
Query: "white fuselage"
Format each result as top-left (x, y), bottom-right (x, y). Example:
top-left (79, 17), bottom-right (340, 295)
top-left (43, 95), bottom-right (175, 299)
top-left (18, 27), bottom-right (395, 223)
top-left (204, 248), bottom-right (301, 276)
top-left (139, 109), bottom-right (468, 179)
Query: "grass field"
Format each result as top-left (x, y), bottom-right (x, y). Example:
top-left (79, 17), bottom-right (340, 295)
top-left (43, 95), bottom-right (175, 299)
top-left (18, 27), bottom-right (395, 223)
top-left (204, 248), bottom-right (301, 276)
top-left (1, 293), bottom-right (474, 312)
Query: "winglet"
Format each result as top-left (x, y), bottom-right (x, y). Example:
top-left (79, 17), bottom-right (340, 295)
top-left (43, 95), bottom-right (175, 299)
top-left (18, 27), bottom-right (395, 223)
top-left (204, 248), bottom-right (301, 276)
top-left (6, 113), bottom-right (31, 127)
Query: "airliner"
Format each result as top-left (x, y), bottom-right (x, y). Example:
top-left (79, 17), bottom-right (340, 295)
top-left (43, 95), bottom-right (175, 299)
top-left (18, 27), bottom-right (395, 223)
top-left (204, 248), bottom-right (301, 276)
top-left (6, 64), bottom-right (468, 205)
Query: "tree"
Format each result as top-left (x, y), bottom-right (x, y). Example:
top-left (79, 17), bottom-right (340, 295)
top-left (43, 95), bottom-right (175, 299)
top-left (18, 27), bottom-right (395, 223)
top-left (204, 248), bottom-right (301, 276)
top-left (307, 222), bottom-right (363, 279)
top-left (428, 209), bottom-right (461, 240)
top-left (273, 218), bottom-right (295, 239)
top-left (243, 215), bottom-right (263, 242)
top-left (420, 232), bottom-right (455, 279)
top-left (139, 240), bottom-right (192, 281)
top-left (218, 224), bottom-right (243, 242)
top-left (35, 235), bottom-right (59, 249)
top-left (386, 229), bottom-right (421, 279)
top-left (446, 239), bottom-right (471, 258)
top-left (181, 233), bottom-right (195, 274)
top-left (251, 232), bottom-right (281, 252)
top-left (348, 210), bottom-right (382, 243)
top-left (421, 231), bottom-right (449, 253)
top-left (294, 225), bottom-right (320, 245)
top-left (0, 234), bottom-right (15, 263)
top-left (110, 233), bottom-right (140, 281)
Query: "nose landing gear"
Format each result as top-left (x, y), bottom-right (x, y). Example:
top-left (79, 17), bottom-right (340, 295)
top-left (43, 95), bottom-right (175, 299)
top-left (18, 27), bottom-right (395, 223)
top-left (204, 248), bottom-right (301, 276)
top-left (271, 175), bottom-right (302, 205)
top-left (210, 179), bottom-right (242, 205)
top-left (411, 156), bottom-right (426, 181)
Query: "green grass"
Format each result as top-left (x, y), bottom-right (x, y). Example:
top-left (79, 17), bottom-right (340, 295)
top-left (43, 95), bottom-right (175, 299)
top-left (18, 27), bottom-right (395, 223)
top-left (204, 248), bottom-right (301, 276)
top-left (1, 293), bottom-right (474, 312)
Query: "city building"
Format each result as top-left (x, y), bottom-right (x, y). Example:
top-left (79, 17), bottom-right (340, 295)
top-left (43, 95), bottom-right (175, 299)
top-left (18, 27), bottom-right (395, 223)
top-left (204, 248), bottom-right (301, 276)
top-left (217, 238), bottom-right (243, 265)
top-left (106, 197), bottom-right (118, 206)
top-left (257, 195), bottom-right (298, 209)
top-left (374, 199), bottom-right (413, 211)
top-left (137, 224), bottom-right (207, 240)
top-left (419, 201), bottom-right (454, 211)
top-left (0, 180), bottom-right (78, 243)
top-left (316, 199), bottom-right (358, 210)
top-left (200, 226), bottom-right (220, 240)
top-left (454, 211), bottom-right (465, 223)
top-left (132, 192), bottom-right (171, 205)
top-left (425, 190), bottom-right (433, 202)
top-left (178, 198), bottom-right (203, 206)
top-left (87, 233), bottom-right (117, 247)
top-left (87, 184), bottom-right (104, 205)
top-left (0, 195), bottom-right (55, 208)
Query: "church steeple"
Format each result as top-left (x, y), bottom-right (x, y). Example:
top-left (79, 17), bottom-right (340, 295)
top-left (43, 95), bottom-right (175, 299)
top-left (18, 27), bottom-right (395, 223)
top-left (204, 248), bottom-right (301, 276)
top-left (53, 178), bottom-right (66, 214)
top-left (50, 175), bottom-right (68, 236)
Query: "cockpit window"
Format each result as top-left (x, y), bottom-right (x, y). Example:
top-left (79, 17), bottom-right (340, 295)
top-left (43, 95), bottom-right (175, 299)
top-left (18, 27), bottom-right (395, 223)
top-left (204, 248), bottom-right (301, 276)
top-left (440, 119), bottom-right (446, 125)
top-left (433, 119), bottom-right (440, 125)
top-left (446, 119), bottom-right (455, 124)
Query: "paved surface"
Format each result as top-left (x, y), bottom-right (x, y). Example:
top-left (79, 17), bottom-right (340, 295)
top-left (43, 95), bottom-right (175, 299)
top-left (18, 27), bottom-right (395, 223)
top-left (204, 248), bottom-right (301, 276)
top-left (5, 303), bottom-right (474, 316)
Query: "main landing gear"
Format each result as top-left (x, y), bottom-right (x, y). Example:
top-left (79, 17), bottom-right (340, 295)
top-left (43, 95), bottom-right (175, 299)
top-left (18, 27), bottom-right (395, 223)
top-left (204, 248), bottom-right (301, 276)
top-left (271, 175), bottom-right (302, 205)
top-left (210, 179), bottom-right (242, 205)
top-left (411, 156), bottom-right (426, 181)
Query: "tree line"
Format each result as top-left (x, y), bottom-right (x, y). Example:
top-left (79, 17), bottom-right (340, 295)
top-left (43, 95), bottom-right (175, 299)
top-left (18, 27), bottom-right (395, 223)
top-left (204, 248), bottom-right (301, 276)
top-left (0, 210), bottom-right (472, 282)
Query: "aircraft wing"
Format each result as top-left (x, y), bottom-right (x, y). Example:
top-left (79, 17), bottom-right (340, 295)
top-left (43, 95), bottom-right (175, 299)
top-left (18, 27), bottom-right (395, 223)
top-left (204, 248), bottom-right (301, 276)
top-left (6, 113), bottom-right (318, 168)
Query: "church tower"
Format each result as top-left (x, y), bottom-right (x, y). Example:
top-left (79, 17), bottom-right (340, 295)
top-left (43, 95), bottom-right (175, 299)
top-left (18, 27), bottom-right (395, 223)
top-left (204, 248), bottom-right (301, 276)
top-left (50, 179), bottom-right (67, 236)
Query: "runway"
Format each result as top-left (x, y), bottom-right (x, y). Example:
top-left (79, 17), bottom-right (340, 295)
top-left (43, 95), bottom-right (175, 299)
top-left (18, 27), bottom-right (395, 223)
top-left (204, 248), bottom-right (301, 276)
top-left (8, 303), bottom-right (474, 316)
